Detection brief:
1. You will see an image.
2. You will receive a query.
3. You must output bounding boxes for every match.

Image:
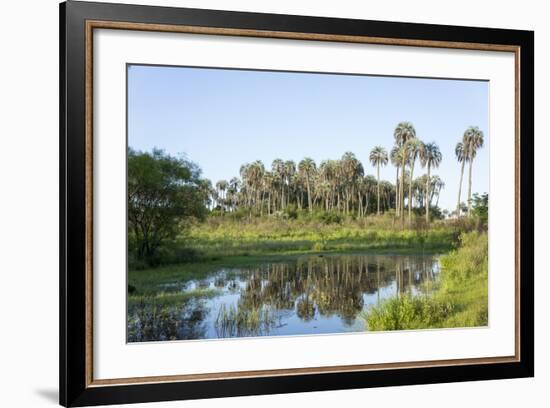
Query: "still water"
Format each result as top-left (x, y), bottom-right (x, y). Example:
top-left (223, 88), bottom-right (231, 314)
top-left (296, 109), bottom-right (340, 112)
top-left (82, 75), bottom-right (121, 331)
top-left (128, 253), bottom-right (440, 342)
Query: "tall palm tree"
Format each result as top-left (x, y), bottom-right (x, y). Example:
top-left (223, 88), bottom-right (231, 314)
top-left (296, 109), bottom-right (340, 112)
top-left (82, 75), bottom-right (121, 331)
top-left (463, 126), bottom-right (485, 217)
top-left (394, 122), bottom-right (416, 222)
top-left (420, 142), bottom-right (442, 222)
top-left (340, 152), bottom-right (362, 214)
top-left (215, 180), bottom-right (228, 212)
top-left (298, 158), bottom-right (316, 212)
top-left (369, 146), bottom-right (388, 215)
top-left (455, 141), bottom-right (467, 218)
top-left (404, 138), bottom-right (424, 223)
top-left (431, 176), bottom-right (445, 208)
top-left (250, 161), bottom-right (265, 211)
top-left (284, 160), bottom-right (296, 208)
top-left (228, 177), bottom-right (240, 211)
top-left (319, 160), bottom-right (337, 211)
top-left (271, 159), bottom-right (285, 210)
top-left (390, 145), bottom-right (403, 216)
top-left (262, 172), bottom-right (276, 215)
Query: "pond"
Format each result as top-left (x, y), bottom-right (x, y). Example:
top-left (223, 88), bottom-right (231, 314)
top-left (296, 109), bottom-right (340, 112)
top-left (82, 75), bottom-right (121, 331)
top-left (128, 253), bottom-right (440, 342)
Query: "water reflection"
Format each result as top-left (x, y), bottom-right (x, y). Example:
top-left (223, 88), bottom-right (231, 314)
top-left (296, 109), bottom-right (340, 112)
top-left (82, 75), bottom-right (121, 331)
top-left (128, 253), bottom-right (439, 342)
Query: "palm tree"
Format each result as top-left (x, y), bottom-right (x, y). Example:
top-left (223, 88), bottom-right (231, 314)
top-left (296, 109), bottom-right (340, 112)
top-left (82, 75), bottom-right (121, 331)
top-left (228, 177), bottom-right (240, 211)
top-left (394, 122), bottom-right (416, 222)
top-left (463, 126), bottom-right (485, 217)
top-left (284, 160), bottom-right (296, 208)
top-left (369, 146), bottom-right (388, 215)
top-left (404, 138), bottom-right (424, 223)
top-left (455, 141), bottom-right (467, 218)
top-left (390, 145), bottom-right (403, 216)
top-left (215, 180), bottom-right (228, 212)
top-left (319, 160), bottom-right (337, 211)
top-left (298, 158), bottom-right (316, 212)
top-left (250, 161), bottom-right (265, 211)
top-left (271, 159), bottom-right (285, 210)
top-left (262, 172), bottom-right (276, 215)
top-left (420, 142), bottom-right (442, 222)
top-left (431, 176), bottom-right (445, 208)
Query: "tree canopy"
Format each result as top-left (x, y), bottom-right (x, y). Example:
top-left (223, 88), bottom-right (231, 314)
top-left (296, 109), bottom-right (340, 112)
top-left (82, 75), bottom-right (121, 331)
top-left (128, 148), bottom-right (208, 264)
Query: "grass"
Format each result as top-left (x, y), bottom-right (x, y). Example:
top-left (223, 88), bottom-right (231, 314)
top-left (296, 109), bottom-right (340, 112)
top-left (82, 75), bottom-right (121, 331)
top-left (179, 215), bottom-right (460, 260)
top-left (129, 215), bottom-right (464, 295)
top-left (364, 231), bottom-right (488, 330)
top-left (128, 288), bottom-right (218, 308)
top-left (215, 303), bottom-right (277, 338)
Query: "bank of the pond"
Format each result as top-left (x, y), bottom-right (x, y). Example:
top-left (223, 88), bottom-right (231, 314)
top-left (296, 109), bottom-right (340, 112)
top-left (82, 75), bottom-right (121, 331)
top-left (129, 222), bottom-right (461, 313)
top-left (128, 245), bottom-right (451, 311)
top-left (130, 247), bottom-right (448, 292)
top-left (181, 221), bottom-right (459, 259)
top-left (364, 231), bottom-right (488, 330)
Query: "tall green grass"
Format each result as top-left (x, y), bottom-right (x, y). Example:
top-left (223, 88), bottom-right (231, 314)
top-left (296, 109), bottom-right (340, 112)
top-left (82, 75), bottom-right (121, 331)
top-left (364, 231), bottom-right (488, 330)
top-left (215, 303), bottom-right (276, 338)
top-left (182, 215), bottom-right (460, 259)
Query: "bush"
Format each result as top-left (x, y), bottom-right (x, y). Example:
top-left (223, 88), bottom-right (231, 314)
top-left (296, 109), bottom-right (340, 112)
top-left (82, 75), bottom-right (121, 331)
top-left (283, 204), bottom-right (299, 220)
top-left (317, 211), bottom-right (343, 224)
top-left (129, 242), bottom-right (200, 269)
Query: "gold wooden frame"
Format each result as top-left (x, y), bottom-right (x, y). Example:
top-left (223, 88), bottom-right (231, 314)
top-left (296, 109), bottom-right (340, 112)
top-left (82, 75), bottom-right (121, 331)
top-left (84, 20), bottom-right (521, 388)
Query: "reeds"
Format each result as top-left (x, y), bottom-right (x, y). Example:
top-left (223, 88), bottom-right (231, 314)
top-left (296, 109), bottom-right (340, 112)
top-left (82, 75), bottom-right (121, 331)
top-left (215, 303), bottom-right (276, 338)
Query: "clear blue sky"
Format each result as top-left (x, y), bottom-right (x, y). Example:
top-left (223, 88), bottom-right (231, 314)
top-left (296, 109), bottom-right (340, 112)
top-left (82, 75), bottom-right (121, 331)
top-left (128, 64), bottom-right (489, 212)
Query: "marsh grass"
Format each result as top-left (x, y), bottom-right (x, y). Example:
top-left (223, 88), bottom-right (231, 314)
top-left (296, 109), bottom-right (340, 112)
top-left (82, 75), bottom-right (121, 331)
top-left (214, 303), bottom-right (277, 338)
top-left (182, 216), bottom-right (459, 259)
top-left (364, 231), bottom-right (488, 330)
top-left (128, 288), bottom-right (218, 307)
top-left (127, 288), bottom-right (219, 342)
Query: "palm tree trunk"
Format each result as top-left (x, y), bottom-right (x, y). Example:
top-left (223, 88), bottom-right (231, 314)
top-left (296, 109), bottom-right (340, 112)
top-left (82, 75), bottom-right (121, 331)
top-left (426, 165), bottom-right (431, 222)
top-left (282, 185), bottom-right (285, 209)
top-left (377, 163), bottom-right (381, 215)
top-left (306, 175), bottom-right (312, 212)
top-left (400, 157), bottom-right (406, 222)
top-left (408, 162), bottom-right (415, 224)
top-left (456, 160), bottom-right (465, 218)
top-left (467, 159), bottom-right (473, 217)
top-left (395, 167), bottom-right (399, 216)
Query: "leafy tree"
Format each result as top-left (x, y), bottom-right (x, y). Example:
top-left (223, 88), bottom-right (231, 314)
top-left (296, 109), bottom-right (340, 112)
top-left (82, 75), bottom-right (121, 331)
top-left (128, 148), bottom-right (207, 265)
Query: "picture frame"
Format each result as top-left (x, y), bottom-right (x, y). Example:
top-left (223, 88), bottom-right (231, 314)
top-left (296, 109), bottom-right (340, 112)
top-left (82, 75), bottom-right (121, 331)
top-left (60, 1), bottom-right (534, 406)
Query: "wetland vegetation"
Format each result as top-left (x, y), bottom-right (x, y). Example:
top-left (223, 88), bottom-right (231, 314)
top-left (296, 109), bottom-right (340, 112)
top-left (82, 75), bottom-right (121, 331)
top-left (127, 120), bottom-right (488, 341)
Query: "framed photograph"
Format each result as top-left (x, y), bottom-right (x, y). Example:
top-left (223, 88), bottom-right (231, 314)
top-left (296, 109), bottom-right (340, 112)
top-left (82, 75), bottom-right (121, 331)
top-left (60, 1), bottom-right (534, 406)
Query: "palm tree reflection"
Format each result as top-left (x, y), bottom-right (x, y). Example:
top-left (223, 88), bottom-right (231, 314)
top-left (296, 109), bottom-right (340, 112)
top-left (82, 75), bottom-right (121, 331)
top-left (213, 254), bottom-right (437, 338)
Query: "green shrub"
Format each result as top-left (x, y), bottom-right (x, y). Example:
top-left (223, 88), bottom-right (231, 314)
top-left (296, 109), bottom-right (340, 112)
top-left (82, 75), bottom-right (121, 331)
top-left (317, 211), bottom-right (343, 224)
